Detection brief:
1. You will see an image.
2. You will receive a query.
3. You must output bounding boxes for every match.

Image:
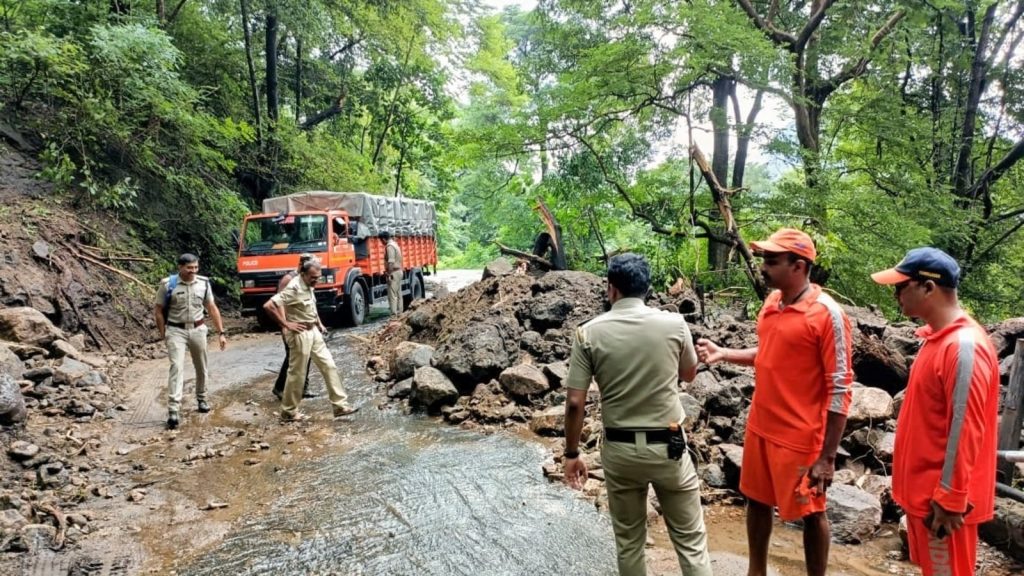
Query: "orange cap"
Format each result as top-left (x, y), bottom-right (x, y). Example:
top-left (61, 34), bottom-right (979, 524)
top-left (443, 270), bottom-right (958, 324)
top-left (750, 228), bottom-right (817, 262)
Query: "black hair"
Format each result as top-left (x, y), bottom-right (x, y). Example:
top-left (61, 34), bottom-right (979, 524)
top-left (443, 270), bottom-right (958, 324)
top-left (177, 253), bottom-right (198, 266)
top-left (786, 252), bottom-right (814, 274)
top-left (607, 253), bottom-right (651, 298)
top-left (380, 230), bottom-right (391, 240)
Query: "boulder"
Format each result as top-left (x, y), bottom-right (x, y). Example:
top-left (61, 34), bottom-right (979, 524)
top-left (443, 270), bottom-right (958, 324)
top-left (978, 497), bottom-right (1024, 562)
top-left (0, 307), bottom-right (64, 347)
top-left (706, 382), bottom-right (744, 418)
top-left (49, 339), bottom-right (81, 359)
top-left (390, 341), bottom-right (435, 381)
top-left (826, 484), bottom-right (882, 543)
top-left (499, 363), bottom-right (550, 398)
top-left (0, 343), bottom-right (23, 380)
top-left (856, 474), bottom-right (899, 521)
top-left (685, 371), bottom-right (717, 404)
top-left (542, 361), bottom-right (568, 388)
top-left (481, 258), bottom-right (514, 280)
top-left (718, 444), bottom-right (744, 489)
top-left (845, 385), bottom-right (894, 429)
top-left (53, 357), bottom-right (92, 386)
top-left (522, 293), bottom-right (575, 331)
top-left (529, 405), bottom-right (566, 436)
top-left (0, 373), bottom-right (27, 425)
top-left (679, 393), bottom-right (703, 431)
top-left (410, 367), bottom-right (459, 412)
top-left (987, 317), bottom-right (1024, 358)
top-left (387, 378), bottom-right (413, 399)
top-left (852, 333), bottom-right (908, 395)
top-left (433, 320), bottom-right (520, 389)
top-left (701, 463), bottom-right (727, 488)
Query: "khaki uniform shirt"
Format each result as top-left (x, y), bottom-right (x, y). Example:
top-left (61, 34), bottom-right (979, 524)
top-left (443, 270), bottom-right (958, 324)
top-left (565, 298), bottom-right (698, 429)
top-left (386, 240), bottom-right (403, 272)
top-left (155, 275), bottom-right (212, 324)
top-left (270, 275), bottom-right (319, 324)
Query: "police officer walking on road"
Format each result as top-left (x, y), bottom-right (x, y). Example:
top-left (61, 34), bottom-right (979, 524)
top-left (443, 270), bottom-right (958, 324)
top-left (154, 253), bottom-right (227, 430)
top-left (263, 258), bottom-right (357, 422)
top-left (563, 253), bottom-right (711, 576)
top-left (382, 230), bottom-right (403, 315)
top-left (271, 253), bottom-right (314, 400)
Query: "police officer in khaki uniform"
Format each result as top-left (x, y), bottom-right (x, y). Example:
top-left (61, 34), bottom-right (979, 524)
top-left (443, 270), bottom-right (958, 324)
top-left (382, 230), bottom-right (403, 315)
top-left (564, 253), bottom-right (710, 576)
top-left (263, 259), bottom-right (357, 422)
top-left (271, 254), bottom-right (314, 400)
top-left (154, 253), bottom-right (227, 430)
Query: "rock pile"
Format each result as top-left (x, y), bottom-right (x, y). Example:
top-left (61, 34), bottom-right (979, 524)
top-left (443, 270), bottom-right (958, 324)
top-left (369, 259), bottom-right (1024, 549)
top-left (0, 308), bottom-right (133, 554)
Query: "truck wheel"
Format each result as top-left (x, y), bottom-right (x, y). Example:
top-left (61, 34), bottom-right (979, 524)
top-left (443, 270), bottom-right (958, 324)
top-left (403, 273), bottom-right (423, 309)
top-left (343, 281), bottom-right (368, 327)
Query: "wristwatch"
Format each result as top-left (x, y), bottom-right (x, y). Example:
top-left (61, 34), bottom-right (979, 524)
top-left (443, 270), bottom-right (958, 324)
top-left (563, 449), bottom-right (579, 459)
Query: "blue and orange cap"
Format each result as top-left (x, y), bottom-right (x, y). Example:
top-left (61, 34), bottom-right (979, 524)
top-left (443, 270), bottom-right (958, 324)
top-left (871, 247), bottom-right (960, 288)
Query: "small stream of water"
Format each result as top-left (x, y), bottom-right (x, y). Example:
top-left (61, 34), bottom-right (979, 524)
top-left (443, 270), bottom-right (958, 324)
top-left (179, 312), bottom-right (618, 576)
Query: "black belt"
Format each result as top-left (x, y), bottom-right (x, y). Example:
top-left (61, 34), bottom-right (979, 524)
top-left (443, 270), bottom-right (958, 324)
top-left (168, 319), bottom-right (205, 329)
top-left (605, 428), bottom-right (678, 444)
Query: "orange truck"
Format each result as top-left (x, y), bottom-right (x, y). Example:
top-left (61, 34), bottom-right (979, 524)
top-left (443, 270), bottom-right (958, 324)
top-left (236, 191), bottom-right (437, 327)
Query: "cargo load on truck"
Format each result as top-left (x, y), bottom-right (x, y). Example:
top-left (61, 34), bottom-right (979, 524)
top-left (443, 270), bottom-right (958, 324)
top-left (237, 191), bottom-right (437, 327)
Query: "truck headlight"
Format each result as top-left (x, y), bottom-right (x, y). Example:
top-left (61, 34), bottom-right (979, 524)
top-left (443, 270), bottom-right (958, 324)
top-left (242, 280), bottom-right (255, 288)
top-left (320, 274), bottom-right (335, 284)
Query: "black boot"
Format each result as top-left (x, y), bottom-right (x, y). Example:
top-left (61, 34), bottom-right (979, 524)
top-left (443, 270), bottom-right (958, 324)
top-left (197, 400), bottom-right (210, 413)
top-left (167, 412), bottom-right (180, 430)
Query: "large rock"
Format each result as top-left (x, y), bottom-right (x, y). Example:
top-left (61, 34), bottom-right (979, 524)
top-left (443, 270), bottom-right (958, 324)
top-left (679, 393), bottom-right (702, 431)
top-left (410, 367), bottom-right (459, 412)
top-left (0, 373), bottom-right (27, 425)
top-left (979, 497), bottom-right (1024, 562)
top-left (522, 293), bottom-right (575, 331)
top-left (529, 405), bottom-right (566, 436)
top-left (852, 333), bottom-right (908, 395)
top-left (390, 341), bottom-right (435, 381)
top-left (684, 371), bottom-right (717, 404)
top-left (433, 320), bottom-right (520, 389)
top-left (0, 307), bottom-right (64, 347)
top-left (718, 444), bottom-right (744, 489)
top-left (499, 363), bottom-right (550, 398)
top-left (826, 484), bottom-right (882, 543)
top-left (846, 385), bottom-right (894, 429)
top-left (53, 357), bottom-right (92, 386)
top-left (705, 382), bottom-right (744, 418)
top-left (0, 343), bottom-right (23, 380)
top-left (987, 317), bottom-right (1024, 358)
top-left (481, 258), bottom-right (514, 280)
top-left (542, 361), bottom-right (568, 388)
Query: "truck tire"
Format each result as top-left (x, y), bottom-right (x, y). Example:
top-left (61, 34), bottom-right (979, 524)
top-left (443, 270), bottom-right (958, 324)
top-left (343, 281), bottom-right (368, 327)
top-left (403, 273), bottom-right (424, 309)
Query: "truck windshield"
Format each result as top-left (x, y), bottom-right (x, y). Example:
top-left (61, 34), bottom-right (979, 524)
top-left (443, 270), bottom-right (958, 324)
top-left (240, 214), bottom-right (327, 255)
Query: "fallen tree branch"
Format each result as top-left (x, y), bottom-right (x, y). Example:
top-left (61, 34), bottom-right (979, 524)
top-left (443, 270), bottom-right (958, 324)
top-left (61, 243), bottom-right (151, 291)
top-left (35, 501), bottom-right (66, 550)
top-left (495, 243), bottom-right (554, 270)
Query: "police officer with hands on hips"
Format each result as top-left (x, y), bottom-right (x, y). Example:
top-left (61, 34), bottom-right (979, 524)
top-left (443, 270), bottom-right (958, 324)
top-left (154, 253), bottom-right (227, 430)
top-left (563, 252), bottom-right (711, 576)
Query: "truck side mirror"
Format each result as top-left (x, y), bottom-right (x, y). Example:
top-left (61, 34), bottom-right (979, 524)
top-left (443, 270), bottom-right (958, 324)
top-left (230, 228), bottom-right (240, 250)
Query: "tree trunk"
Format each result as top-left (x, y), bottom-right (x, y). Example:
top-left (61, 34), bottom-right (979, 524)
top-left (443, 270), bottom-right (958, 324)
top-left (731, 89), bottom-right (763, 190)
top-left (952, 4), bottom-right (997, 198)
top-left (157, 0), bottom-right (165, 22)
top-left (294, 36), bottom-right (302, 126)
top-left (265, 7), bottom-right (279, 123)
top-left (708, 75), bottom-right (733, 270)
top-left (371, 34), bottom-right (417, 167)
top-left (239, 0), bottom-right (263, 143)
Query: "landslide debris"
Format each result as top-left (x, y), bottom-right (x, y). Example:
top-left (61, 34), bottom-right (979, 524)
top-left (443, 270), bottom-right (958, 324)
top-left (369, 260), bottom-right (1024, 551)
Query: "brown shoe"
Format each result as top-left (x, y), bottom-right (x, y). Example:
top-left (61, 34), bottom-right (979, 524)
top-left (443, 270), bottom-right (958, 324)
top-left (281, 412), bottom-right (310, 423)
top-left (333, 405), bottom-right (359, 418)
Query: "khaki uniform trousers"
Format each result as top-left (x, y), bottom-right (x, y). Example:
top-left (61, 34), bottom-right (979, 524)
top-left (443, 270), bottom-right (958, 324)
top-left (165, 325), bottom-right (208, 414)
top-left (387, 270), bottom-right (403, 314)
top-left (602, 436), bottom-right (711, 576)
top-left (282, 328), bottom-right (350, 417)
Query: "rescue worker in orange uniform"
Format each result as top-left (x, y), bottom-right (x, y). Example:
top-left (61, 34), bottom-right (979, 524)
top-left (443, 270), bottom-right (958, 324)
top-left (696, 228), bottom-right (853, 576)
top-left (872, 247), bottom-right (998, 576)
